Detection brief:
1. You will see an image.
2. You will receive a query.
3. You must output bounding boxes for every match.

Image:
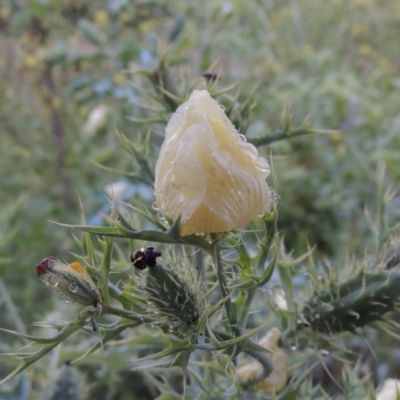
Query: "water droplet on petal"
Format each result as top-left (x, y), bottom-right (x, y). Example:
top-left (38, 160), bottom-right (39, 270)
top-left (69, 283), bottom-right (79, 293)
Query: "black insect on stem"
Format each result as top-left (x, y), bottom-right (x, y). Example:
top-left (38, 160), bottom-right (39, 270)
top-left (130, 247), bottom-right (162, 270)
top-left (202, 70), bottom-right (218, 82)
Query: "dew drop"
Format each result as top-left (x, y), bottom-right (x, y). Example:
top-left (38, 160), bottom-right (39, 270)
top-left (195, 232), bottom-right (205, 237)
top-left (258, 165), bottom-right (270, 174)
top-left (54, 281), bottom-right (59, 288)
top-left (69, 283), bottom-right (79, 293)
top-left (152, 202), bottom-right (159, 211)
top-left (219, 104), bottom-right (225, 111)
top-left (291, 346), bottom-right (297, 351)
top-left (239, 134), bottom-right (247, 142)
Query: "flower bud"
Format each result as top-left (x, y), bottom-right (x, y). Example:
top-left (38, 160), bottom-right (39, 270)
top-left (237, 328), bottom-right (287, 393)
top-left (154, 90), bottom-right (272, 236)
top-left (36, 257), bottom-right (103, 309)
top-left (128, 249), bottom-right (205, 331)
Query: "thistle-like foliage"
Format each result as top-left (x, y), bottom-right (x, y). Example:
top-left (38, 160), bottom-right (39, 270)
top-left (3, 53), bottom-right (395, 399)
top-left (384, 235), bottom-right (400, 269)
top-left (126, 249), bottom-right (206, 332)
top-left (302, 265), bottom-right (400, 334)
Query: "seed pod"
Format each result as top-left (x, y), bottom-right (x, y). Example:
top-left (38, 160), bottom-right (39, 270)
top-left (129, 249), bottom-right (205, 331)
top-left (36, 257), bottom-right (102, 309)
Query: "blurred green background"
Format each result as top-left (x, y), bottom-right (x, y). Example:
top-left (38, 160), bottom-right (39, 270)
top-left (1, 0), bottom-right (399, 398)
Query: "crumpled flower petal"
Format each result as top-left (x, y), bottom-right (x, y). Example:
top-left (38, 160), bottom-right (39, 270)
top-left (154, 89), bottom-right (272, 236)
top-left (376, 378), bottom-right (400, 400)
top-left (237, 328), bottom-right (288, 393)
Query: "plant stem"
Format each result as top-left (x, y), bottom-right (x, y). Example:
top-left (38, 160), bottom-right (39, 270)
top-left (102, 305), bottom-right (145, 323)
top-left (42, 64), bottom-right (72, 208)
top-left (239, 349), bottom-right (274, 389)
top-left (212, 242), bottom-right (239, 335)
top-left (239, 288), bottom-right (256, 327)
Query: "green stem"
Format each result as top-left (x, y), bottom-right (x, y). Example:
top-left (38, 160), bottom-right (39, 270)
top-left (239, 288), bottom-right (256, 327)
top-left (99, 236), bottom-right (113, 305)
top-left (212, 242), bottom-right (239, 335)
top-left (0, 314), bottom-right (88, 386)
top-left (239, 349), bottom-right (274, 389)
top-left (107, 282), bottom-right (134, 309)
top-left (249, 127), bottom-right (337, 147)
top-left (0, 277), bottom-right (28, 338)
top-left (77, 219), bottom-right (214, 255)
top-left (102, 305), bottom-right (146, 323)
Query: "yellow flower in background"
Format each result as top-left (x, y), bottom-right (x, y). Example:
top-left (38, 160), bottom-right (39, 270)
top-left (359, 44), bottom-right (373, 57)
top-left (154, 90), bottom-right (273, 236)
top-left (51, 96), bottom-right (62, 109)
top-left (0, 7), bottom-right (11, 21)
top-left (237, 328), bottom-right (287, 393)
top-left (95, 10), bottom-right (109, 27)
top-left (113, 72), bottom-right (127, 86)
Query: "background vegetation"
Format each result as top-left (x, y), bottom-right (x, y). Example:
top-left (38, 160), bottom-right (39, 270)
top-left (1, 0), bottom-right (400, 398)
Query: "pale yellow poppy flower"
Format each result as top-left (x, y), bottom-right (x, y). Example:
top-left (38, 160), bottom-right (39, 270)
top-left (154, 90), bottom-right (272, 236)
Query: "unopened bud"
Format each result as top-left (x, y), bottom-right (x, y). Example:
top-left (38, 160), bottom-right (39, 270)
top-left (154, 90), bottom-right (273, 236)
top-left (36, 257), bottom-right (102, 309)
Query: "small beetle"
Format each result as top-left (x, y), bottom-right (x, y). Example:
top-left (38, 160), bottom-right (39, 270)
top-left (202, 71), bottom-right (218, 82)
top-left (130, 247), bottom-right (162, 270)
